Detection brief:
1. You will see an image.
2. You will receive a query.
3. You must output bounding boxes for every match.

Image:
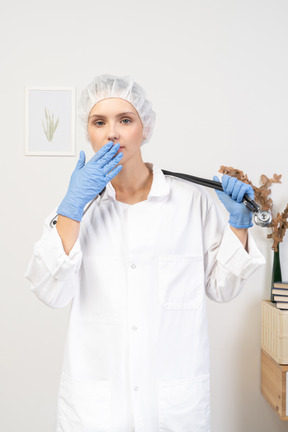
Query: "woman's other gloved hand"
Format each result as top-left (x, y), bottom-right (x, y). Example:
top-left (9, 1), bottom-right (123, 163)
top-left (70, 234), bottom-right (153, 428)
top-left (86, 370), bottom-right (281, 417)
top-left (57, 141), bottom-right (123, 221)
top-left (213, 175), bottom-right (254, 229)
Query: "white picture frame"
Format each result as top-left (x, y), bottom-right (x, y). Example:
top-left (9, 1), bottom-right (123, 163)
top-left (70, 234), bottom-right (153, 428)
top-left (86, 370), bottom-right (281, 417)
top-left (25, 87), bottom-right (75, 156)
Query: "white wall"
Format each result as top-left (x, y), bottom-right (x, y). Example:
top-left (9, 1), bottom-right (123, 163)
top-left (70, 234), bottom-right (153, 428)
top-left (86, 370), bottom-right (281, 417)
top-left (1, 0), bottom-right (288, 430)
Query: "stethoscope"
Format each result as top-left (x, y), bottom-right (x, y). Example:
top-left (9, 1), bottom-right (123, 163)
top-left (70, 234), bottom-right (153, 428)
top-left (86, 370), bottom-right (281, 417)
top-left (49, 170), bottom-right (272, 228)
top-left (162, 170), bottom-right (272, 227)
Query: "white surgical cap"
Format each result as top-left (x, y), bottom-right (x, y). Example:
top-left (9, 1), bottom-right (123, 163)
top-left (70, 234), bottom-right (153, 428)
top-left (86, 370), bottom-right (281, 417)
top-left (78, 74), bottom-right (156, 145)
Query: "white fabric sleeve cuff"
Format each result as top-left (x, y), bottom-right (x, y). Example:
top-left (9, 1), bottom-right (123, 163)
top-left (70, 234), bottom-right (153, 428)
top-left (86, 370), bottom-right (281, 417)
top-left (216, 226), bottom-right (266, 279)
top-left (34, 225), bottom-right (81, 280)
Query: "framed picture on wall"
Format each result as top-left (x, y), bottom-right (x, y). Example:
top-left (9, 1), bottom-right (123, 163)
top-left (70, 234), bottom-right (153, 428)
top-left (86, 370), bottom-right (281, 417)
top-left (25, 87), bottom-right (75, 156)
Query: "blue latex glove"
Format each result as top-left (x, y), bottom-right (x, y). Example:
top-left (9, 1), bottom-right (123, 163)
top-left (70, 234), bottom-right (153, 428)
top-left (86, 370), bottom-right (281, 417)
top-left (213, 175), bottom-right (254, 229)
top-left (57, 141), bottom-right (123, 221)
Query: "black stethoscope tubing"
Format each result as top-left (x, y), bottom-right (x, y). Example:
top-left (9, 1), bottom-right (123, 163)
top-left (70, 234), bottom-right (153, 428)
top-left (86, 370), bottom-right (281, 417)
top-left (161, 169), bottom-right (259, 213)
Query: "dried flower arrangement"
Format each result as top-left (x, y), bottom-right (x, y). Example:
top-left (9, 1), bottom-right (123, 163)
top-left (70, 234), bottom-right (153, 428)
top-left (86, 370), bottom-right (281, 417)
top-left (219, 166), bottom-right (288, 252)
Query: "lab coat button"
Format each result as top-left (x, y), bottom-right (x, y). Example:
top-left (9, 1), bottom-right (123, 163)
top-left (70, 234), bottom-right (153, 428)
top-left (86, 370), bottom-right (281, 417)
top-left (134, 386), bottom-right (139, 391)
top-left (131, 264), bottom-right (136, 269)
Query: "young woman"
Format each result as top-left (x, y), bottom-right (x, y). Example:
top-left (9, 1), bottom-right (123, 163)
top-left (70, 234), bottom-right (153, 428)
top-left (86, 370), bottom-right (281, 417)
top-left (26, 74), bottom-right (265, 432)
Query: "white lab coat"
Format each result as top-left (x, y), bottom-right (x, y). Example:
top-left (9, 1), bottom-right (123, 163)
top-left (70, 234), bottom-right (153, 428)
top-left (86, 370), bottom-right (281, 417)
top-left (25, 162), bottom-right (265, 432)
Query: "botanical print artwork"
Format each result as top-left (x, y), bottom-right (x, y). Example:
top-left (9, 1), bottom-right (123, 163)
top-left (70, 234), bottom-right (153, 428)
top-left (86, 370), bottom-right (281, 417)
top-left (25, 87), bottom-right (75, 156)
top-left (42, 107), bottom-right (60, 142)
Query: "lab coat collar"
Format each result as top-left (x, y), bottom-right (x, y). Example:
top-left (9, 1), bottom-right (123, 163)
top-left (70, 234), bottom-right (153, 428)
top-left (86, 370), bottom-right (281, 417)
top-left (103, 162), bottom-right (170, 202)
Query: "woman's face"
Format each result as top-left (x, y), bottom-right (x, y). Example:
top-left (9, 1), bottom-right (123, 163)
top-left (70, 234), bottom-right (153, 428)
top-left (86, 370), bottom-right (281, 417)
top-left (87, 98), bottom-right (144, 165)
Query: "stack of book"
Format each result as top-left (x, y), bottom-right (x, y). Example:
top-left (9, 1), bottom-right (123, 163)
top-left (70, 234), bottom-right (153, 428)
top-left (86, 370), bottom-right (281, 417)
top-left (272, 282), bottom-right (288, 309)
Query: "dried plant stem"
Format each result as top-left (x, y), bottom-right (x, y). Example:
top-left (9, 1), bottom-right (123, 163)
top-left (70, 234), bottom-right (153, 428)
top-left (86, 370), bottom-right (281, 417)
top-left (42, 107), bottom-right (59, 142)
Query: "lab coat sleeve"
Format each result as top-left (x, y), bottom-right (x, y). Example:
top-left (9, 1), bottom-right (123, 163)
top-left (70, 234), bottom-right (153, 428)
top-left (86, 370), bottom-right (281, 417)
top-left (25, 211), bottom-right (82, 309)
top-left (203, 201), bottom-right (265, 303)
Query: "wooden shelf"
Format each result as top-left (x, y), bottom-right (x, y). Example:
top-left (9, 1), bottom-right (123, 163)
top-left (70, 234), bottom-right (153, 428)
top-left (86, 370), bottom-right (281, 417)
top-left (261, 349), bottom-right (288, 420)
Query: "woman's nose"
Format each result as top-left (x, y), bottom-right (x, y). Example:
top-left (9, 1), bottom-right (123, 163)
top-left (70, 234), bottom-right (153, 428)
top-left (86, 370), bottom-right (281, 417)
top-left (108, 135), bottom-right (119, 142)
top-left (107, 124), bottom-right (120, 142)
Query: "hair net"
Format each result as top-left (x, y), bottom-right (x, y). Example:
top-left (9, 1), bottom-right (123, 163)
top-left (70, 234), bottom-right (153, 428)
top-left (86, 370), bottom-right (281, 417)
top-left (78, 74), bottom-right (156, 145)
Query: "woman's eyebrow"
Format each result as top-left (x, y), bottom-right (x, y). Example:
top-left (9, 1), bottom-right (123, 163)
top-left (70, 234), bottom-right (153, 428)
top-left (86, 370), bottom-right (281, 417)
top-left (89, 112), bottom-right (137, 119)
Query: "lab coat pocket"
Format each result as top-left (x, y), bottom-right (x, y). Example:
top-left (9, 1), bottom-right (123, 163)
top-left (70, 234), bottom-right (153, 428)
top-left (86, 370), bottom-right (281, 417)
top-left (158, 255), bottom-right (204, 310)
top-left (159, 375), bottom-right (210, 432)
top-left (57, 374), bottom-right (111, 432)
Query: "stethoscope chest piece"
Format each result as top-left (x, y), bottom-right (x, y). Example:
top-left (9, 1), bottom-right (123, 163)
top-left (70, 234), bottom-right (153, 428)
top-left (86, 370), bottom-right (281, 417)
top-left (254, 210), bottom-right (272, 227)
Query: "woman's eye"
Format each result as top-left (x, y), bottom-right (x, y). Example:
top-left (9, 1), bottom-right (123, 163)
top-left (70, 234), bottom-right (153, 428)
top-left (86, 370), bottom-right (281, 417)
top-left (93, 120), bottom-right (104, 126)
top-left (121, 118), bottom-right (131, 124)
